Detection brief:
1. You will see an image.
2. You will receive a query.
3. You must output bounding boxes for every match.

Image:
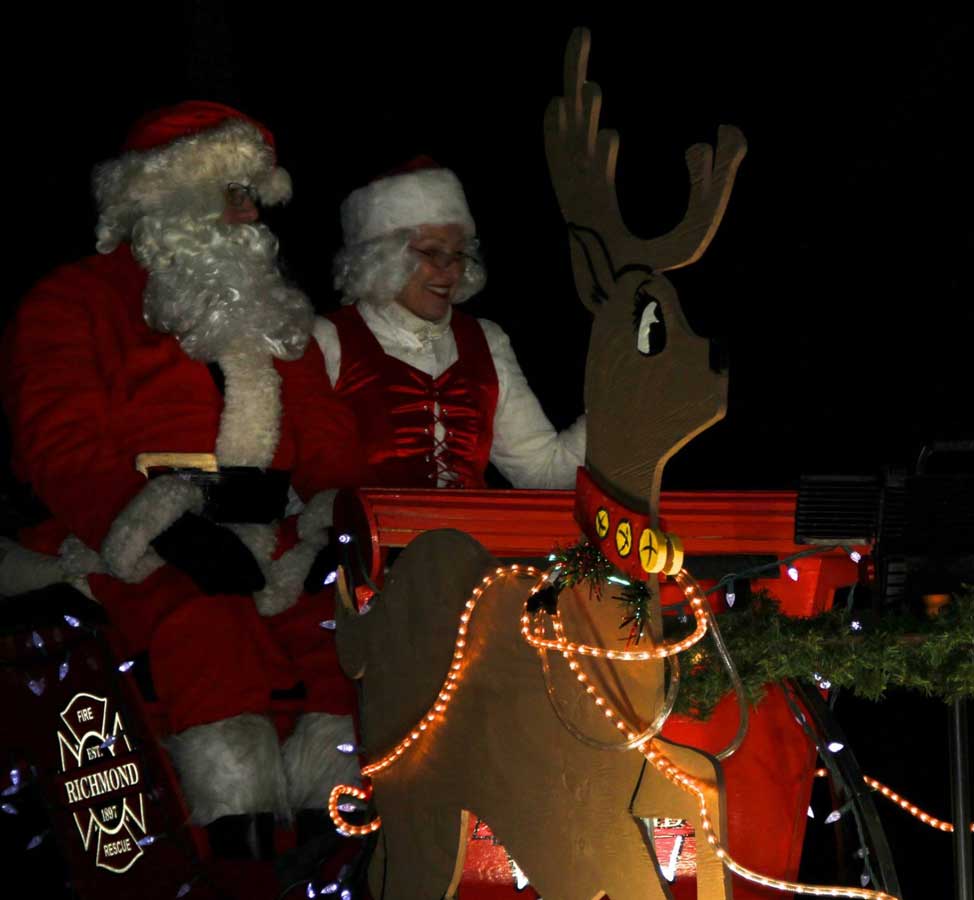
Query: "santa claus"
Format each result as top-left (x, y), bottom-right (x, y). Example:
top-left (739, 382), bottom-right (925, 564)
top-left (1, 102), bottom-right (367, 858)
top-left (317, 157), bottom-right (585, 489)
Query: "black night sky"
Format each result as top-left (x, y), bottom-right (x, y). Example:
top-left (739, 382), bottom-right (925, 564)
top-left (3, 7), bottom-right (972, 898)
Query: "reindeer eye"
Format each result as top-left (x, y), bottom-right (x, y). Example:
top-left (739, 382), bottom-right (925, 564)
top-left (633, 287), bottom-right (666, 356)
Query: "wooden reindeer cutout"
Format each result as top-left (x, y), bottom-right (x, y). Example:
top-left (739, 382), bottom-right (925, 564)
top-left (337, 531), bottom-right (734, 900)
top-left (335, 27), bottom-right (746, 900)
top-left (546, 27), bottom-right (745, 517)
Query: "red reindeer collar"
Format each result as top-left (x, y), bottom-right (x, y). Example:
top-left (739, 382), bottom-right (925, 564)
top-left (573, 467), bottom-right (683, 581)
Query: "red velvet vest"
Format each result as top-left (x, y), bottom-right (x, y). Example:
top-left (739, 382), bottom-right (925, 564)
top-left (328, 306), bottom-right (498, 488)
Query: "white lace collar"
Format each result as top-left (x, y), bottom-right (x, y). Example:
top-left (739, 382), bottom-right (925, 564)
top-left (357, 298), bottom-right (453, 346)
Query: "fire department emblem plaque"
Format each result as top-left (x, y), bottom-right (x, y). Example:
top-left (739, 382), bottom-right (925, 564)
top-left (55, 692), bottom-right (149, 874)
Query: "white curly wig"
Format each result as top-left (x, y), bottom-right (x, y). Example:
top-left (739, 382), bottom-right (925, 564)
top-left (333, 229), bottom-right (486, 305)
top-left (333, 165), bottom-right (486, 305)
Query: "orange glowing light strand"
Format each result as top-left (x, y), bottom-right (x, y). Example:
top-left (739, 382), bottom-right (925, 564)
top-left (521, 568), bottom-right (709, 660)
top-left (329, 563), bottom-right (544, 836)
top-left (327, 784), bottom-right (378, 837)
top-left (330, 561), bottom-right (899, 897)
top-left (814, 768), bottom-right (974, 835)
top-left (630, 739), bottom-right (897, 899)
top-left (532, 569), bottom-right (898, 899)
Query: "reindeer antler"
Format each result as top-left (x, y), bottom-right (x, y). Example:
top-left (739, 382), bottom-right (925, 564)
top-left (544, 27), bottom-right (747, 273)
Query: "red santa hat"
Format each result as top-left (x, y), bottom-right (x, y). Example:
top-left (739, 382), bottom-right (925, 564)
top-left (93, 100), bottom-right (292, 253)
top-left (339, 156), bottom-right (476, 247)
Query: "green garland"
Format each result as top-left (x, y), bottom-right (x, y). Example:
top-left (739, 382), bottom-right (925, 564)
top-left (550, 541), bottom-right (974, 720)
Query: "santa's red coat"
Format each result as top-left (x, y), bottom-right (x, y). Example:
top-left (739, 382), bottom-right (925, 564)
top-left (2, 245), bottom-right (366, 731)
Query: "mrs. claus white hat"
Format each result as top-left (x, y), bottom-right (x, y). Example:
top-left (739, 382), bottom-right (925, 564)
top-left (339, 156), bottom-right (476, 246)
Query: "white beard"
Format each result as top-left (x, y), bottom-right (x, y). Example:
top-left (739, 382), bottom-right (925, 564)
top-left (132, 209), bottom-right (313, 467)
top-left (133, 211), bottom-right (313, 362)
top-left (97, 205), bottom-right (326, 607)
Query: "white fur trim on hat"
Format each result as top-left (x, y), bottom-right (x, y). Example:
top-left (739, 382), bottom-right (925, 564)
top-left (340, 168), bottom-right (475, 247)
top-left (94, 118), bottom-right (292, 254)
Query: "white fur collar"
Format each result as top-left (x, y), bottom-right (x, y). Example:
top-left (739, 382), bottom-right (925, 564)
top-left (214, 353), bottom-right (281, 468)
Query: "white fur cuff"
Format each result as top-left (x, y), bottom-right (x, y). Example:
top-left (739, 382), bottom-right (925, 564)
top-left (297, 489), bottom-right (337, 542)
top-left (0, 536), bottom-right (107, 599)
top-left (101, 476), bottom-right (204, 582)
top-left (226, 522), bottom-right (327, 618)
top-left (0, 538), bottom-right (67, 597)
top-left (253, 535), bottom-right (325, 618)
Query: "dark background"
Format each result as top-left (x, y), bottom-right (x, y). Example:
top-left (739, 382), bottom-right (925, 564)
top-left (3, 6), bottom-right (971, 897)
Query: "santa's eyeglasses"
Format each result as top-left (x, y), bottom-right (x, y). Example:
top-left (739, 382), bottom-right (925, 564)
top-left (226, 182), bottom-right (259, 208)
top-left (409, 246), bottom-right (474, 270)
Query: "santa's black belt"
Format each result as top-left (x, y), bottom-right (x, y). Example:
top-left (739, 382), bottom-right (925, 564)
top-left (135, 453), bottom-right (290, 524)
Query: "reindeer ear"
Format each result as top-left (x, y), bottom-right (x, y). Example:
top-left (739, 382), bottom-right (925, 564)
top-left (567, 225), bottom-right (615, 314)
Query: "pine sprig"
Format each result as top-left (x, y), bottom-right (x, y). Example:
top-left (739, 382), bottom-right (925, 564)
top-left (550, 542), bottom-right (614, 597)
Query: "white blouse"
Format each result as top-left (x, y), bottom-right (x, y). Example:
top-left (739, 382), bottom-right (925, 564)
top-left (313, 299), bottom-right (585, 489)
